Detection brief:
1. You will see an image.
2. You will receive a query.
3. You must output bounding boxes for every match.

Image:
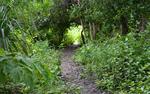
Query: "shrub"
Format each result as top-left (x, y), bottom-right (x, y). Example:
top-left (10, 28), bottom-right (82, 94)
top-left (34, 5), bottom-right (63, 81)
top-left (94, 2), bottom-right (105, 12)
top-left (74, 31), bottom-right (150, 94)
top-left (0, 41), bottom-right (65, 94)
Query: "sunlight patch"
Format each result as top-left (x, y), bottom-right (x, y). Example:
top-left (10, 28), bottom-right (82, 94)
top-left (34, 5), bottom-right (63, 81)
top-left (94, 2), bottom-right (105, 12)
top-left (63, 25), bottom-right (82, 45)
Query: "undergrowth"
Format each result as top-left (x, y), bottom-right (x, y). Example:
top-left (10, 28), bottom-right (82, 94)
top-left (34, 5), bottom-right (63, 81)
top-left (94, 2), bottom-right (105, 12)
top-left (0, 41), bottom-right (73, 94)
top-left (74, 31), bottom-right (150, 94)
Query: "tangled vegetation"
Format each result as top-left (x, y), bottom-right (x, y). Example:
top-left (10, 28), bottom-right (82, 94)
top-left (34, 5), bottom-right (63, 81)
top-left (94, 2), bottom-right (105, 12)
top-left (0, 1), bottom-right (78, 93)
top-left (0, 41), bottom-right (65, 93)
top-left (74, 31), bottom-right (150, 93)
top-left (0, 0), bottom-right (150, 94)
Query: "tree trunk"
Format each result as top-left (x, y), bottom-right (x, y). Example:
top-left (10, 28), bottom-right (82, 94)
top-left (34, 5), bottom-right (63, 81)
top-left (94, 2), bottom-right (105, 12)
top-left (120, 15), bottom-right (128, 35)
top-left (92, 22), bottom-right (96, 39)
top-left (89, 22), bottom-right (93, 40)
top-left (80, 19), bottom-right (86, 44)
top-left (77, 0), bottom-right (85, 44)
top-left (139, 14), bottom-right (147, 32)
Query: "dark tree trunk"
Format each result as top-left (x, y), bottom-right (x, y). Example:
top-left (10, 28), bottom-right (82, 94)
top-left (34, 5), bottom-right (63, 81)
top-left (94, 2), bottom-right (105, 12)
top-left (120, 15), bottom-right (128, 35)
top-left (80, 19), bottom-right (86, 44)
top-left (81, 30), bottom-right (86, 44)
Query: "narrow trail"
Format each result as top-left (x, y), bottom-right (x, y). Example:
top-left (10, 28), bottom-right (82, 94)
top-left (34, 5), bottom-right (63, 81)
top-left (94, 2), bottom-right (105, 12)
top-left (60, 45), bottom-right (106, 94)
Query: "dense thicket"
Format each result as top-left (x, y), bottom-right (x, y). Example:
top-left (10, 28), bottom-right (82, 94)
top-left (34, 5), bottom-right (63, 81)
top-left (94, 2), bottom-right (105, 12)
top-left (0, 41), bottom-right (64, 93)
top-left (72, 0), bottom-right (150, 93)
top-left (75, 31), bottom-right (150, 93)
top-left (0, 0), bottom-right (70, 93)
top-left (0, 0), bottom-right (150, 94)
top-left (38, 0), bottom-right (150, 44)
top-left (1, 0), bottom-right (150, 48)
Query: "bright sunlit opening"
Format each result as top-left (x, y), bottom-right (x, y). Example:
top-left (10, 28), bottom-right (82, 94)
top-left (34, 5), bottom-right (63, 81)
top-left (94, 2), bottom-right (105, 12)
top-left (64, 25), bottom-right (82, 45)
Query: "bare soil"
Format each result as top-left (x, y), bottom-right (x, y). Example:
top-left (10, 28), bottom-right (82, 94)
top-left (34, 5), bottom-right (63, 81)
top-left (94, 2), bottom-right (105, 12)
top-left (60, 45), bottom-right (106, 94)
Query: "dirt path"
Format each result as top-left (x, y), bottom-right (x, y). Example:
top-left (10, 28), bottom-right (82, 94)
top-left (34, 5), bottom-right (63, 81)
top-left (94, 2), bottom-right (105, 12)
top-left (60, 45), bottom-right (106, 94)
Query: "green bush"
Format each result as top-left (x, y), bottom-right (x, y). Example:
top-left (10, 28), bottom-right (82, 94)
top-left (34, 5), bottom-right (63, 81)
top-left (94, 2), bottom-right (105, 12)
top-left (0, 41), bottom-right (66, 94)
top-left (74, 31), bottom-right (150, 94)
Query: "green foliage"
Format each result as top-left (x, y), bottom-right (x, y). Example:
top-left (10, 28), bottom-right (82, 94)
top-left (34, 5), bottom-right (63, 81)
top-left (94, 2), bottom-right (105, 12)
top-left (36, 0), bottom-right (71, 47)
top-left (0, 0), bottom-right (150, 93)
top-left (0, 0), bottom-right (54, 52)
top-left (63, 25), bottom-right (82, 46)
top-left (0, 41), bottom-right (66, 93)
top-left (69, 0), bottom-right (150, 37)
top-left (74, 31), bottom-right (150, 94)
